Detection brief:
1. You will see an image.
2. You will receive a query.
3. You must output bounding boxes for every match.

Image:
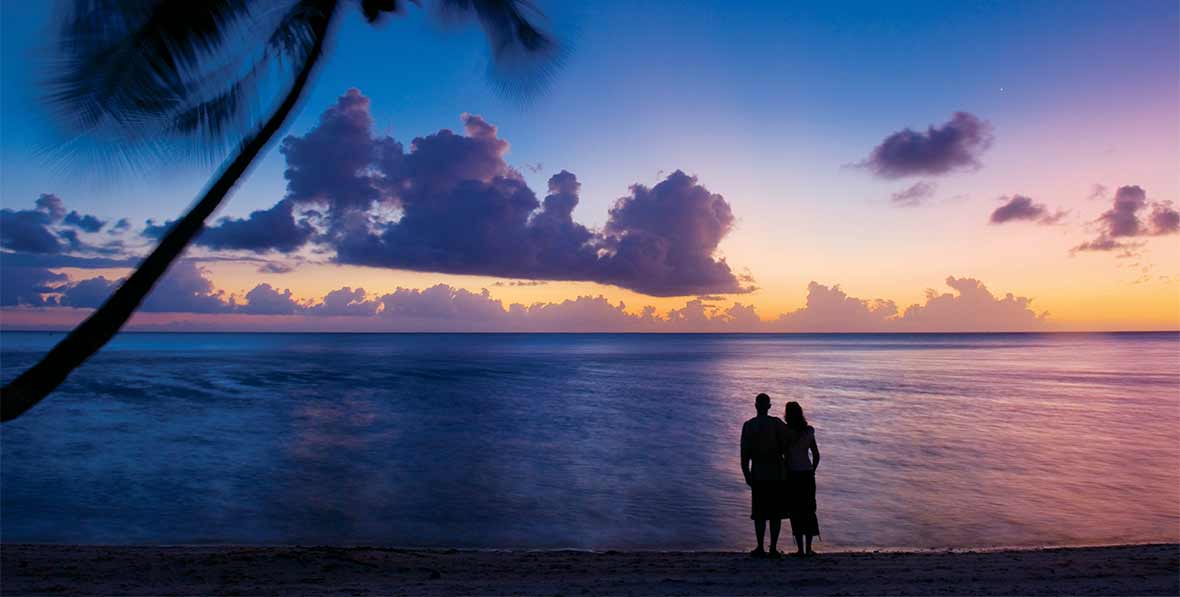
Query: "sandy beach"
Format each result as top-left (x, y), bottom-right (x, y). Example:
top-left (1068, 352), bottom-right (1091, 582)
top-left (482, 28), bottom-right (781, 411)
top-left (2, 543), bottom-right (1176, 595)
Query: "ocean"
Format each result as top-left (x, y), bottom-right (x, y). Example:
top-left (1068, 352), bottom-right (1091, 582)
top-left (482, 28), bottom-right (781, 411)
top-left (1, 331), bottom-right (1177, 550)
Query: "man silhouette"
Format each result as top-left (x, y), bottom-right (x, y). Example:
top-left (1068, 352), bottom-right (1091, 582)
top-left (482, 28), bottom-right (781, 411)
top-left (740, 393), bottom-right (787, 558)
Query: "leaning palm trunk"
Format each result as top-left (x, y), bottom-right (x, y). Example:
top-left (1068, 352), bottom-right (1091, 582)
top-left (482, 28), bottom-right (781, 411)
top-left (0, 4), bottom-right (336, 422)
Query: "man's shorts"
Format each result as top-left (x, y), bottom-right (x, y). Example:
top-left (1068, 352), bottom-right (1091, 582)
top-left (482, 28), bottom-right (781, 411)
top-left (749, 480), bottom-right (785, 520)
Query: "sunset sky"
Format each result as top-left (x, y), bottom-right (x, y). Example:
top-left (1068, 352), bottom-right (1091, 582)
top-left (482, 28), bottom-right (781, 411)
top-left (2, 0), bottom-right (1177, 332)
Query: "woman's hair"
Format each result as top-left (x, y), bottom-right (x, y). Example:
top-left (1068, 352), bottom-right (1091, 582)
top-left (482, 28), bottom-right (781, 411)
top-left (784, 401), bottom-right (808, 431)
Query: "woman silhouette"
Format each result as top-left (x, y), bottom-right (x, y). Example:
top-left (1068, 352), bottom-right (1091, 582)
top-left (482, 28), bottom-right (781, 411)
top-left (783, 401), bottom-right (821, 556)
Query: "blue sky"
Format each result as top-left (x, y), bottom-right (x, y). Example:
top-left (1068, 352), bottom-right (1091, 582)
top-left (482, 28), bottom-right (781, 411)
top-left (2, 0), bottom-right (1177, 330)
top-left (4, 1), bottom-right (1174, 222)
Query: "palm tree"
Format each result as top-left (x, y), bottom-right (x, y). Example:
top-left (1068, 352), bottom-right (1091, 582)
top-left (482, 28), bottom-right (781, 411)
top-left (1, 0), bottom-right (556, 422)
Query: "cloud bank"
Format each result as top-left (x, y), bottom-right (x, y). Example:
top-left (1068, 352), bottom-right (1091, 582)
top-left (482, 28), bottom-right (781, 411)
top-left (859, 112), bottom-right (993, 178)
top-left (3, 267), bottom-right (1049, 333)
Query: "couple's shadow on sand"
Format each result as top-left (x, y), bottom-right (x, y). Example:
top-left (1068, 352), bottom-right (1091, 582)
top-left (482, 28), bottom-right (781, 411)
top-left (741, 393), bottom-right (820, 559)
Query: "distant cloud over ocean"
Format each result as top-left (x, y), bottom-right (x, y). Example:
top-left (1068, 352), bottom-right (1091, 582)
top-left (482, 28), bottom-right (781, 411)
top-left (2, 265), bottom-right (1050, 333)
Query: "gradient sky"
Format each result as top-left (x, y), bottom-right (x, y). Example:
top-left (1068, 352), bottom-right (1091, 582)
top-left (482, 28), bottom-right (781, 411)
top-left (1, 0), bottom-right (1178, 331)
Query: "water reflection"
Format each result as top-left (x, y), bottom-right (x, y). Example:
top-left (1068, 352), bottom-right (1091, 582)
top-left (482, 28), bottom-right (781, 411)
top-left (1, 332), bottom-right (1177, 549)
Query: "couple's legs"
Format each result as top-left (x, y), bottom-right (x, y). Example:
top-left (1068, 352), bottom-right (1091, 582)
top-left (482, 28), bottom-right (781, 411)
top-left (754, 519), bottom-right (782, 552)
top-left (792, 534), bottom-right (814, 555)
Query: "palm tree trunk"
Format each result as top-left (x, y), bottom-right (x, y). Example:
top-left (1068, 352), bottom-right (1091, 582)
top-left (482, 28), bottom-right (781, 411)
top-left (1, 3), bottom-right (337, 423)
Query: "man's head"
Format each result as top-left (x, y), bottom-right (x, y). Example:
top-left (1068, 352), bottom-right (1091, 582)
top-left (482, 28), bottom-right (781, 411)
top-left (755, 393), bottom-right (771, 414)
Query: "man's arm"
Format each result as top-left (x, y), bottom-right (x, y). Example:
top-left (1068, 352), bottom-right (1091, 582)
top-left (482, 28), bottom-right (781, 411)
top-left (740, 424), bottom-right (752, 486)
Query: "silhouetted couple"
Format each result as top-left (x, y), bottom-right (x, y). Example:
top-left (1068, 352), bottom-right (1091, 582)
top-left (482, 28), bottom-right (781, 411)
top-left (740, 393), bottom-right (821, 558)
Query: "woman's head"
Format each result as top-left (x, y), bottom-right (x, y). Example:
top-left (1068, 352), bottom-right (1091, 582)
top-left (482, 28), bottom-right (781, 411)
top-left (784, 401), bottom-right (808, 430)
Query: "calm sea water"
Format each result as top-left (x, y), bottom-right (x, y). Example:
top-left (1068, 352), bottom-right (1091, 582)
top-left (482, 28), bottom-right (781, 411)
top-left (1, 332), bottom-right (1177, 550)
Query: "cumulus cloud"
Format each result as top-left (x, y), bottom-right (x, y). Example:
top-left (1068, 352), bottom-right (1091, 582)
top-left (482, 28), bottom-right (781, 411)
top-left (595, 170), bottom-right (744, 295)
top-left (58, 275), bottom-right (119, 308)
top-left (989, 195), bottom-right (1066, 225)
top-left (142, 262), bottom-right (237, 313)
top-left (894, 276), bottom-right (1047, 331)
top-left (280, 88), bottom-right (396, 223)
top-left (176, 89), bottom-right (750, 297)
top-left (197, 200), bottom-right (316, 252)
top-left (774, 283), bottom-right (898, 332)
top-left (309, 287), bottom-right (379, 316)
top-left (56, 261), bottom-right (235, 312)
top-left (62, 211), bottom-right (105, 232)
top-left (1073, 185), bottom-right (1178, 253)
top-left (236, 283), bottom-right (302, 314)
top-left (859, 112), bottom-right (993, 178)
top-left (890, 181), bottom-right (936, 207)
top-left (1, 194), bottom-right (72, 253)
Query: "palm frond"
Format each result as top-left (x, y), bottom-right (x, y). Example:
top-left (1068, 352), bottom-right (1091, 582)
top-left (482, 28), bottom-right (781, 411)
top-left (44, 0), bottom-right (324, 167)
top-left (437, 0), bottom-right (563, 99)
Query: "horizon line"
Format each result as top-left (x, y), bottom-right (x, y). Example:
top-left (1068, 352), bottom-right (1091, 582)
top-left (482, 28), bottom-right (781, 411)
top-left (1, 329), bottom-right (1177, 336)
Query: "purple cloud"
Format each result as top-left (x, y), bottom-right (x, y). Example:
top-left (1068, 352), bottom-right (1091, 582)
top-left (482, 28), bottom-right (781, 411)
top-left (279, 88), bottom-right (396, 230)
top-left (597, 170), bottom-right (743, 296)
top-left (1148, 201), bottom-right (1179, 235)
top-left (1102, 185), bottom-right (1149, 237)
top-left (197, 200), bottom-right (316, 253)
top-left (859, 112), bottom-right (993, 178)
top-left (989, 195), bottom-right (1065, 225)
top-left (239, 283), bottom-right (304, 315)
top-left (0, 194), bottom-right (108, 254)
top-left (1, 195), bottom-right (70, 253)
top-left (58, 275), bottom-right (119, 308)
top-left (138, 261), bottom-right (235, 313)
top-left (890, 181), bottom-right (936, 207)
top-left (62, 211), bottom-right (105, 232)
top-left (1074, 185), bottom-right (1178, 253)
top-left (253, 89), bottom-right (750, 297)
top-left (56, 260), bottom-right (234, 313)
top-left (309, 287), bottom-right (379, 316)
top-left (142, 219), bottom-right (171, 239)
top-left (0, 267), bottom-right (67, 306)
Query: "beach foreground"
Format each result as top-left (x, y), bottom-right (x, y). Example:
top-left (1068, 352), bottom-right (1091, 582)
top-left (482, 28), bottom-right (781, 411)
top-left (2, 543), bottom-right (1176, 595)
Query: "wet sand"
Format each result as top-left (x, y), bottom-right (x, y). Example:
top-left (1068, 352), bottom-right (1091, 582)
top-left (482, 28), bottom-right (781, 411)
top-left (2, 543), bottom-right (1176, 595)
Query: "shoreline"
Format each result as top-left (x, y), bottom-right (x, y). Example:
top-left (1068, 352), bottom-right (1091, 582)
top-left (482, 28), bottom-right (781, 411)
top-left (3, 542), bottom-right (1176, 595)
